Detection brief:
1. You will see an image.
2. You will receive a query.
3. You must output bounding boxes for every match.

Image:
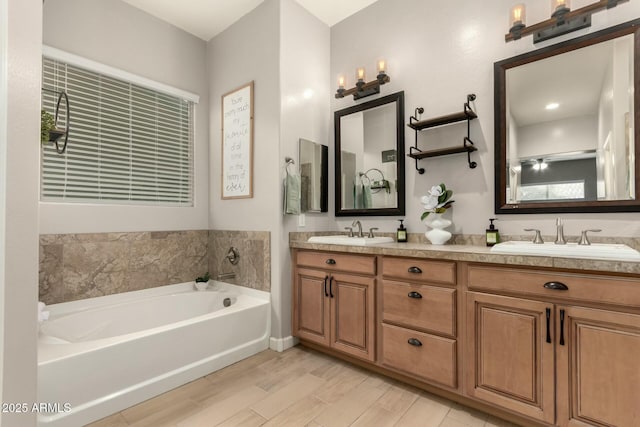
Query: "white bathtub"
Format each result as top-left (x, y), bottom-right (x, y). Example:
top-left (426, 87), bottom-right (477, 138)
top-left (37, 281), bottom-right (270, 427)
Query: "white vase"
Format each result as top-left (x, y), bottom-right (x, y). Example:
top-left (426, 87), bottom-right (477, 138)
top-left (424, 213), bottom-right (452, 245)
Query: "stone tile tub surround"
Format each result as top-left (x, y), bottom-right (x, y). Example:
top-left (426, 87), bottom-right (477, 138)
top-left (39, 230), bottom-right (270, 305)
top-left (208, 230), bottom-right (271, 293)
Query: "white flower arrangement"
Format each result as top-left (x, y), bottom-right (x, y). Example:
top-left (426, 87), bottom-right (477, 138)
top-left (420, 183), bottom-right (454, 220)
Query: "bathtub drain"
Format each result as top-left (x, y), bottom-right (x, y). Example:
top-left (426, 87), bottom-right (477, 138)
top-left (223, 298), bottom-right (232, 307)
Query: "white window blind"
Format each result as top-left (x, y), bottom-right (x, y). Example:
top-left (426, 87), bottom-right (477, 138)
top-left (41, 56), bottom-right (194, 206)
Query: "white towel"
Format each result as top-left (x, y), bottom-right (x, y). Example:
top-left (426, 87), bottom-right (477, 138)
top-left (38, 301), bottom-right (50, 323)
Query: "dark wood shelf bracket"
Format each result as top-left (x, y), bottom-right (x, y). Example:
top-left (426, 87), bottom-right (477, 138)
top-left (408, 94), bottom-right (478, 174)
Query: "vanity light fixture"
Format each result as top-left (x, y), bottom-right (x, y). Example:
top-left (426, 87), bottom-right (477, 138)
top-left (335, 60), bottom-right (390, 100)
top-left (506, 0), bottom-right (627, 43)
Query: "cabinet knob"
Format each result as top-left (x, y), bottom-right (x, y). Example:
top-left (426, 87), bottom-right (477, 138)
top-left (543, 281), bottom-right (568, 291)
top-left (407, 338), bottom-right (423, 347)
top-left (408, 291), bottom-right (423, 299)
top-left (407, 266), bottom-right (422, 274)
top-left (325, 259), bottom-right (336, 265)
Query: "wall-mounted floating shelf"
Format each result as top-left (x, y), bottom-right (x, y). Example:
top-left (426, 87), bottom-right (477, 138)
top-left (407, 94), bottom-right (478, 174)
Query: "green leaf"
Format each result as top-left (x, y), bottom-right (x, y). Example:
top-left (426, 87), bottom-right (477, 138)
top-left (420, 211), bottom-right (431, 221)
top-left (439, 189), bottom-right (453, 204)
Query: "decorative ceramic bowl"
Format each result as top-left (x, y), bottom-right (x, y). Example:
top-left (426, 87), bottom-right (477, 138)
top-left (194, 281), bottom-right (209, 291)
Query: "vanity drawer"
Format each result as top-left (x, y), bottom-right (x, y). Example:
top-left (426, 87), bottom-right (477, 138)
top-left (468, 264), bottom-right (640, 308)
top-left (381, 323), bottom-right (456, 388)
top-left (296, 250), bottom-right (376, 275)
top-left (382, 257), bottom-right (456, 285)
top-left (382, 280), bottom-right (456, 337)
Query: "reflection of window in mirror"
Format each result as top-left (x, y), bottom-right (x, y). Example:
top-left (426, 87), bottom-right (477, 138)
top-left (505, 33), bottom-right (634, 204)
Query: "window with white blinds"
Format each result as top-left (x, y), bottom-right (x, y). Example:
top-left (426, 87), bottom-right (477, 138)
top-left (41, 56), bottom-right (194, 206)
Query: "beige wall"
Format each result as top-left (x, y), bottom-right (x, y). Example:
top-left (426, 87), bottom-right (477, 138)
top-left (41, 0), bottom-right (209, 234)
top-left (0, 0), bottom-right (7, 410)
top-left (207, 0), bottom-right (283, 338)
top-left (278, 0), bottom-right (331, 339)
top-left (207, 0), bottom-right (281, 233)
top-left (2, 0), bottom-right (41, 424)
top-left (330, 0), bottom-right (640, 238)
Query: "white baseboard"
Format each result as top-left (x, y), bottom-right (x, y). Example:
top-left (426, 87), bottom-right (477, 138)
top-left (269, 336), bottom-right (299, 352)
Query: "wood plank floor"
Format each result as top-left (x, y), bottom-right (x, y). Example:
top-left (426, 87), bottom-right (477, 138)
top-left (88, 346), bottom-right (518, 427)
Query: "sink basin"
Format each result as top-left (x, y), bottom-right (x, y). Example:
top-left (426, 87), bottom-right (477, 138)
top-left (490, 241), bottom-right (640, 261)
top-left (307, 235), bottom-right (395, 246)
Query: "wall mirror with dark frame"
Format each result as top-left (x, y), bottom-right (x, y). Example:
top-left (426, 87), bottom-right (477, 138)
top-left (299, 138), bottom-right (328, 213)
top-left (335, 91), bottom-right (405, 216)
top-left (495, 19), bottom-right (639, 214)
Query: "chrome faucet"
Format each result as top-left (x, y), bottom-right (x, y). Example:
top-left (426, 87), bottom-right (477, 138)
top-left (352, 220), bottom-right (364, 238)
top-left (555, 218), bottom-right (566, 245)
top-left (578, 229), bottom-right (601, 245)
top-left (524, 228), bottom-right (544, 244)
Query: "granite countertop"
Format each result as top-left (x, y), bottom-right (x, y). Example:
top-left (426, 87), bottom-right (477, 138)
top-left (289, 240), bottom-right (640, 276)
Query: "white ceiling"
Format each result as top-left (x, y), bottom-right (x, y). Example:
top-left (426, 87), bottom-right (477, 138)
top-left (507, 37), bottom-right (622, 127)
top-left (121, 0), bottom-right (380, 41)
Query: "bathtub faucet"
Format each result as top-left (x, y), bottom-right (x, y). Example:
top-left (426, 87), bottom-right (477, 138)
top-left (216, 272), bottom-right (236, 280)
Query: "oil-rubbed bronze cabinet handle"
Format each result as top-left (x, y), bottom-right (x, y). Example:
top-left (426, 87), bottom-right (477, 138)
top-left (560, 309), bottom-right (566, 346)
top-left (407, 266), bottom-right (422, 274)
top-left (323, 276), bottom-right (329, 297)
top-left (408, 291), bottom-right (423, 299)
top-left (407, 338), bottom-right (422, 347)
top-left (329, 276), bottom-right (334, 298)
top-left (545, 308), bottom-right (551, 344)
top-left (543, 281), bottom-right (568, 291)
top-left (325, 258), bottom-right (336, 265)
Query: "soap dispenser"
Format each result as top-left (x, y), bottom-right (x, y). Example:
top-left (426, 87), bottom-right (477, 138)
top-left (486, 218), bottom-right (499, 247)
top-left (397, 219), bottom-right (408, 243)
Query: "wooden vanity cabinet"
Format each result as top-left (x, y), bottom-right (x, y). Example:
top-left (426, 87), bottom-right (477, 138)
top-left (379, 256), bottom-right (458, 388)
top-left (465, 291), bottom-right (555, 424)
top-left (465, 264), bottom-right (640, 427)
top-left (293, 250), bottom-right (376, 362)
top-left (556, 306), bottom-right (640, 427)
top-left (292, 248), bottom-right (640, 426)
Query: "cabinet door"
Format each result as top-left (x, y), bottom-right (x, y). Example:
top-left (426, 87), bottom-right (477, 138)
top-left (293, 268), bottom-right (330, 346)
top-left (556, 306), bottom-right (640, 427)
top-left (465, 292), bottom-right (555, 424)
top-left (330, 272), bottom-right (375, 361)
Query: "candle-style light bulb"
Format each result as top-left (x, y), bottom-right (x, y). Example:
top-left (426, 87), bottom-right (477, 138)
top-left (356, 67), bottom-right (366, 82)
top-left (509, 4), bottom-right (526, 30)
top-left (337, 75), bottom-right (345, 89)
top-left (377, 59), bottom-right (386, 74)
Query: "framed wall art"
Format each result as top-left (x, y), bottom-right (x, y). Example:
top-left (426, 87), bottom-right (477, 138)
top-left (221, 81), bottom-right (254, 199)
